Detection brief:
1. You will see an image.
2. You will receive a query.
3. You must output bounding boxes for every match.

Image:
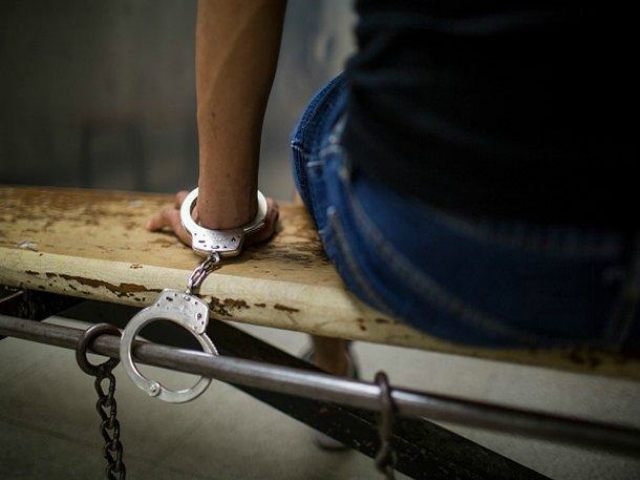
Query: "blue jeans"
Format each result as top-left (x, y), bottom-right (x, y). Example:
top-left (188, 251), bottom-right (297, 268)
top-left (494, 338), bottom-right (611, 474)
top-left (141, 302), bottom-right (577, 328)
top-left (290, 74), bottom-right (640, 350)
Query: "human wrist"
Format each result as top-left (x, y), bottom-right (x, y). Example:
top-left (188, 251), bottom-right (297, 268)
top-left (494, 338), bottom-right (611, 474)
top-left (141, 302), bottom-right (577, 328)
top-left (196, 180), bottom-right (258, 230)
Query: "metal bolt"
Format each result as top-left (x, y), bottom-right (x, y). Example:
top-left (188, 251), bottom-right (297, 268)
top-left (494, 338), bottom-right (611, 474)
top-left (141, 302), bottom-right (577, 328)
top-left (148, 383), bottom-right (160, 396)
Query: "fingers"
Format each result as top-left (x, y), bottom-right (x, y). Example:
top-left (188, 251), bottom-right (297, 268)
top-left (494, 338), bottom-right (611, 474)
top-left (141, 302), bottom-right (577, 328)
top-left (147, 190), bottom-right (188, 231)
top-left (162, 208), bottom-right (192, 246)
top-left (147, 192), bottom-right (278, 249)
top-left (145, 210), bottom-right (166, 231)
top-left (174, 190), bottom-right (189, 208)
top-left (175, 190), bottom-right (199, 222)
top-left (247, 198), bottom-right (280, 245)
top-left (146, 206), bottom-right (192, 246)
top-left (267, 198), bottom-right (280, 224)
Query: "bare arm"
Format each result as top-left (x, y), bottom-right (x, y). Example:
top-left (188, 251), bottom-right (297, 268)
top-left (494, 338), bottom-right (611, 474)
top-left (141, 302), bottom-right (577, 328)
top-left (147, 0), bottom-right (285, 242)
top-left (196, 0), bottom-right (286, 229)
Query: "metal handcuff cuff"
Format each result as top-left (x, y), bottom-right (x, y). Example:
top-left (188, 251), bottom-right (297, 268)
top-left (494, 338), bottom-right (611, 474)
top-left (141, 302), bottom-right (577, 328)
top-left (120, 188), bottom-right (268, 403)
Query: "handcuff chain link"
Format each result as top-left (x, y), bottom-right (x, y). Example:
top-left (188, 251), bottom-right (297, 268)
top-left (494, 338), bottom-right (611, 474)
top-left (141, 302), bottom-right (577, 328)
top-left (187, 252), bottom-right (221, 295)
top-left (121, 188), bottom-right (266, 403)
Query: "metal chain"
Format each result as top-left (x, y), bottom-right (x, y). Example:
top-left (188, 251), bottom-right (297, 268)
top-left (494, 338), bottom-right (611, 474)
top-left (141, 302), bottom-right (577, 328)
top-left (187, 252), bottom-right (221, 295)
top-left (76, 324), bottom-right (126, 480)
top-left (95, 370), bottom-right (126, 479)
top-left (374, 371), bottom-right (396, 479)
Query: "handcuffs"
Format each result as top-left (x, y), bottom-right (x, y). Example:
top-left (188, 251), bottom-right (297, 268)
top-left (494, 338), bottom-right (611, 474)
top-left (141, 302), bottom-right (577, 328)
top-left (120, 188), bottom-right (268, 403)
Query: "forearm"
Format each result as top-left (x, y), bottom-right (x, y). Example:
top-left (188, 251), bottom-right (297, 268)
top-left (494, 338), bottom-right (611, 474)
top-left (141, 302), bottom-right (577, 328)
top-left (196, 0), bottom-right (286, 229)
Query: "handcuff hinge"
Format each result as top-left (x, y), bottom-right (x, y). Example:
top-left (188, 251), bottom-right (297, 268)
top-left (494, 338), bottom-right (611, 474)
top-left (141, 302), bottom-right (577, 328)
top-left (186, 252), bottom-right (220, 295)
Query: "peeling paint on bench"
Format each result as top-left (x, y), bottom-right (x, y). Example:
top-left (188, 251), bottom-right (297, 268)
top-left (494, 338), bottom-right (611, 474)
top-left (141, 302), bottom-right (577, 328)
top-left (1, 186), bottom-right (639, 381)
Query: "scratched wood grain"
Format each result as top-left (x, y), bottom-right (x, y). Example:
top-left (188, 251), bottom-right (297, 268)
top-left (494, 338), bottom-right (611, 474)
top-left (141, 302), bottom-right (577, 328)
top-left (1, 186), bottom-right (638, 380)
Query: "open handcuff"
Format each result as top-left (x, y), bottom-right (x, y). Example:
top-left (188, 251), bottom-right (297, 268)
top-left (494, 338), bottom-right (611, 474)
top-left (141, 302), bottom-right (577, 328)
top-left (120, 188), bottom-right (268, 403)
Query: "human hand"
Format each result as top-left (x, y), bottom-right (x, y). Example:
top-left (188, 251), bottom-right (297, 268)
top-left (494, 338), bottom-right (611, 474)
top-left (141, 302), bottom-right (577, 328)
top-left (146, 190), bottom-right (280, 248)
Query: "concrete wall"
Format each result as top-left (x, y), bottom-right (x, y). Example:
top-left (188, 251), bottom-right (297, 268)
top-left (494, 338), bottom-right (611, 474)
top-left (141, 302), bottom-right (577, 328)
top-left (0, 0), bottom-right (355, 198)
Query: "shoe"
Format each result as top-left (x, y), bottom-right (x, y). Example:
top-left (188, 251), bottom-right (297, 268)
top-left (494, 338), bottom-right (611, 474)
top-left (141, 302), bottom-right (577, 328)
top-left (301, 345), bottom-right (359, 451)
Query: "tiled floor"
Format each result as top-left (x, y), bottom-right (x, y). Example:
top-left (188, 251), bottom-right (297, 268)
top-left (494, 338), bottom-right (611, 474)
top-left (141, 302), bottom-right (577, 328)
top-left (1, 303), bottom-right (639, 479)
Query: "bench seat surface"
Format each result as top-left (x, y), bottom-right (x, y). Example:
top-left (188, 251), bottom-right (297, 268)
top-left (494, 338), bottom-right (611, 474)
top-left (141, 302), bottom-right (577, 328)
top-left (1, 186), bottom-right (638, 380)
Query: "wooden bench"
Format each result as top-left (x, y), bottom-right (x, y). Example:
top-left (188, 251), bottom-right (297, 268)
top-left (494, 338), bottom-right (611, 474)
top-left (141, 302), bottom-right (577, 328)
top-left (1, 185), bottom-right (639, 381)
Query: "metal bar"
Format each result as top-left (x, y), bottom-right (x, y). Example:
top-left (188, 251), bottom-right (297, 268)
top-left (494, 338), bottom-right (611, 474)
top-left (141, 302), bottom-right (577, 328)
top-left (1, 313), bottom-right (639, 458)
top-left (0, 287), bottom-right (80, 320)
top-left (0, 288), bottom-right (24, 306)
top-left (0, 287), bottom-right (81, 341)
top-left (73, 302), bottom-right (548, 480)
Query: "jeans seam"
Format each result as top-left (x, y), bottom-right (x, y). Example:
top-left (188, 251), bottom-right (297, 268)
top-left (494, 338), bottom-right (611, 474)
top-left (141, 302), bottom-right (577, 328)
top-left (291, 149), bottom-right (310, 205)
top-left (327, 207), bottom-right (395, 315)
top-left (468, 222), bottom-right (622, 258)
top-left (292, 89), bottom-right (341, 156)
top-left (330, 179), bottom-right (621, 258)
top-left (305, 160), bottom-right (327, 229)
top-left (335, 151), bottom-right (553, 344)
top-left (289, 75), bottom-right (347, 157)
top-left (318, 144), bottom-right (343, 158)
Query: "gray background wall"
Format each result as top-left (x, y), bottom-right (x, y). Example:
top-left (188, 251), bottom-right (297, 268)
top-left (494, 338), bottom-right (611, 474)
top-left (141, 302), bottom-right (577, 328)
top-left (0, 0), bottom-right (355, 199)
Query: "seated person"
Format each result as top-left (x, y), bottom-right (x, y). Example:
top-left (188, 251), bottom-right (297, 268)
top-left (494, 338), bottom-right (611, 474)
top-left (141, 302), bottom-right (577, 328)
top-left (147, 1), bottom-right (639, 380)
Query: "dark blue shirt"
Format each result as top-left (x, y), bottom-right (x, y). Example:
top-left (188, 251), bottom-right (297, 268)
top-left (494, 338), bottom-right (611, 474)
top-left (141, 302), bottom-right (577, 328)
top-left (343, 0), bottom-right (636, 227)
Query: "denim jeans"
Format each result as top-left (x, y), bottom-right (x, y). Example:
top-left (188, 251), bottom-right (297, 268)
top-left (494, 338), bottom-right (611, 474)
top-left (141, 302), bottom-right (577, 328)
top-left (290, 74), bottom-right (640, 350)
